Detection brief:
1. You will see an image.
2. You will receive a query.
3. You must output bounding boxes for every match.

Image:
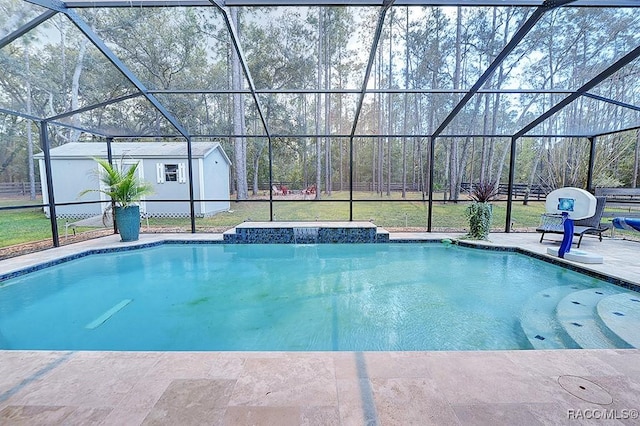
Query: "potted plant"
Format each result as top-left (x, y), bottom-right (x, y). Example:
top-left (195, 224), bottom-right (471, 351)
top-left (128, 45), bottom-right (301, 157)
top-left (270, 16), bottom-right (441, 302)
top-left (81, 158), bottom-right (153, 242)
top-left (465, 181), bottom-right (498, 240)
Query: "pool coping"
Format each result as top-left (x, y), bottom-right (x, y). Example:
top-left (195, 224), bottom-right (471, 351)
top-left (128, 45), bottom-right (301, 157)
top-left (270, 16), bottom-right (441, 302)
top-left (2, 234), bottom-right (639, 294)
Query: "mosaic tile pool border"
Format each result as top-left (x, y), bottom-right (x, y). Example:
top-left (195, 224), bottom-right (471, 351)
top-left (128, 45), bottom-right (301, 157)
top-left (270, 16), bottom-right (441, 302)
top-left (1, 238), bottom-right (639, 293)
top-left (224, 226), bottom-right (388, 244)
top-left (0, 241), bottom-right (167, 282)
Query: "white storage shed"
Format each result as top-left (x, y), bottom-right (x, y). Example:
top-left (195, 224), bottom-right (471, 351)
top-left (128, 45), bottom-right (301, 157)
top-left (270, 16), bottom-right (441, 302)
top-left (35, 142), bottom-right (231, 219)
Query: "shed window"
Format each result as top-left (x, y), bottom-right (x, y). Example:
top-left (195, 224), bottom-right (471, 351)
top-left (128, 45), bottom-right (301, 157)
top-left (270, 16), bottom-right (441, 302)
top-left (157, 162), bottom-right (186, 183)
top-left (165, 164), bottom-right (178, 182)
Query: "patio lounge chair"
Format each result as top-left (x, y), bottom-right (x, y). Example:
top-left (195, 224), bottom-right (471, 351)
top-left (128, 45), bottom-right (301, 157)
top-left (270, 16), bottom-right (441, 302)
top-left (537, 196), bottom-right (609, 248)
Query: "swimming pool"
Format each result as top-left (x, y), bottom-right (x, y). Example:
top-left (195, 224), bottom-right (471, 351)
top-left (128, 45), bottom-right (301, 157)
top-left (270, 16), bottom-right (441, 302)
top-left (0, 243), bottom-right (637, 351)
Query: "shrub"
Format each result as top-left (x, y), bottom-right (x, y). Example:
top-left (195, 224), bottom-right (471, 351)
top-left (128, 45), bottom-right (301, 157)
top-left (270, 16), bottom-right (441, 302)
top-left (469, 181), bottom-right (499, 203)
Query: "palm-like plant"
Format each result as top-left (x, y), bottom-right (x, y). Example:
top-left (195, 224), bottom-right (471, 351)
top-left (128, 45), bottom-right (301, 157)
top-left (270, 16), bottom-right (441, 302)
top-left (80, 158), bottom-right (154, 242)
top-left (81, 158), bottom-right (153, 208)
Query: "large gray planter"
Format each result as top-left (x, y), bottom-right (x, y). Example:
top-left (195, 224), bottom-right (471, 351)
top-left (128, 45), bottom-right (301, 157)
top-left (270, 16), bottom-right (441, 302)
top-left (115, 205), bottom-right (141, 242)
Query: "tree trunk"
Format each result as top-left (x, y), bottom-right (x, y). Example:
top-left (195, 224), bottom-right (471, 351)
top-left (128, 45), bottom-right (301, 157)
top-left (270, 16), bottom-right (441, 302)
top-left (230, 8), bottom-right (248, 200)
top-left (493, 137), bottom-right (511, 190)
top-left (252, 113), bottom-right (267, 197)
top-left (59, 16), bottom-right (68, 142)
top-left (449, 7), bottom-right (463, 202)
top-left (24, 46), bottom-right (36, 200)
top-left (401, 7), bottom-right (409, 199)
top-left (338, 57), bottom-right (344, 191)
top-left (302, 95), bottom-right (309, 189)
top-left (426, 38), bottom-right (438, 200)
top-left (377, 40), bottom-right (384, 195)
top-left (524, 142), bottom-right (543, 205)
top-left (324, 12), bottom-right (332, 196)
top-left (70, 39), bottom-right (88, 143)
top-left (315, 8), bottom-right (324, 200)
top-left (480, 95), bottom-right (491, 183)
top-left (252, 145), bottom-right (264, 195)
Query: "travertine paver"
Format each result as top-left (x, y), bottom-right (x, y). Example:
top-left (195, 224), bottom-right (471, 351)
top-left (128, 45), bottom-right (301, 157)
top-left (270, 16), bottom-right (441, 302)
top-left (0, 232), bottom-right (639, 425)
top-left (0, 350), bottom-right (639, 425)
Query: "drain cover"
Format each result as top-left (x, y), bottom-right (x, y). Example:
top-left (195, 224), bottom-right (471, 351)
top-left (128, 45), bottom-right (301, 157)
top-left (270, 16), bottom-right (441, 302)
top-left (557, 375), bottom-right (613, 405)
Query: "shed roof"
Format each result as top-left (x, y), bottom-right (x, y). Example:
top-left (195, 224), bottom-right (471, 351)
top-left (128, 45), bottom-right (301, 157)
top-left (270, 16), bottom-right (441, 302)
top-left (35, 142), bottom-right (231, 164)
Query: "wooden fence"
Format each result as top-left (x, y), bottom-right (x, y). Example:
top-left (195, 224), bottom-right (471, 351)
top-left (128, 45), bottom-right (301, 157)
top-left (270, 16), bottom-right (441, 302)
top-left (0, 182), bottom-right (42, 197)
top-left (260, 181), bottom-right (550, 199)
top-left (460, 183), bottom-right (549, 200)
top-left (595, 187), bottom-right (640, 219)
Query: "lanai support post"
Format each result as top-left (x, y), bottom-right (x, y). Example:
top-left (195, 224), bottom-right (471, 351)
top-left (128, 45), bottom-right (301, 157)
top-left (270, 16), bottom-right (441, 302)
top-left (105, 137), bottom-right (117, 235)
top-left (349, 135), bottom-right (354, 221)
top-left (186, 136), bottom-right (197, 232)
top-left (505, 136), bottom-right (518, 233)
top-left (268, 134), bottom-right (274, 222)
top-left (587, 136), bottom-right (596, 193)
top-left (40, 121), bottom-right (59, 247)
top-left (427, 136), bottom-right (436, 232)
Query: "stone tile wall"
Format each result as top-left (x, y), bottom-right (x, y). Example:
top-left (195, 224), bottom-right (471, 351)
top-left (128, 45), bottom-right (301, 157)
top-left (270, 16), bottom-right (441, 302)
top-left (225, 226), bottom-right (389, 244)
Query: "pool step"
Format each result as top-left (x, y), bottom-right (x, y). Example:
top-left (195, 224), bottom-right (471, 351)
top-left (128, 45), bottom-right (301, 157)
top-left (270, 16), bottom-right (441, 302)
top-left (596, 293), bottom-right (640, 348)
top-left (519, 286), bottom-right (581, 349)
top-left (556, 288), bottom-right (633, 349)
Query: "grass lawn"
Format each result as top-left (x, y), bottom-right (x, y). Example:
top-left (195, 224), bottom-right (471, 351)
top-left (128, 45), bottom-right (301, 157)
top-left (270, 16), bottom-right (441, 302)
top-left (13, 191), bottom-right (637, 247)
top-left (200, 192), bottom-right (548, 231)
top-left (0, 198), bottom-right (99, 248)
top-left (1, 192), bottom-right (552, 248)
top-left (1, 207), bottom-right (56, 247)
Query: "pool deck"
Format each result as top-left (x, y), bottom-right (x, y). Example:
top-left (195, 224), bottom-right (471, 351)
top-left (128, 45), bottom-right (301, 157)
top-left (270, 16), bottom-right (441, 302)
top-left (1, 232), bottom-right (640, 425)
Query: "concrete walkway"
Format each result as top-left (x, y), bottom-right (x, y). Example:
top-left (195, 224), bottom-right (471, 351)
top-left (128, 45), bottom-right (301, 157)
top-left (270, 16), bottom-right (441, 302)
top-left (1, 232), bottom-right (639, 425)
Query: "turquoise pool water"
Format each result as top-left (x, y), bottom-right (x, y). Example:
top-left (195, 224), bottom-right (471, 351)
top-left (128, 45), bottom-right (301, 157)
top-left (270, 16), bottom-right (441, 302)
top-left (0, 243), bottom-right (631, 351)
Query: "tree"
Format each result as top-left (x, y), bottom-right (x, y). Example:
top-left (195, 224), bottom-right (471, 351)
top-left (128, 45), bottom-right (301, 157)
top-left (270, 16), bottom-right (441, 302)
top-left (449, 7), bottom-right (463, 201)
top-left (315, 8), bottom-right (324, 200)
top-left (230, 8), bottom-right (249, 200)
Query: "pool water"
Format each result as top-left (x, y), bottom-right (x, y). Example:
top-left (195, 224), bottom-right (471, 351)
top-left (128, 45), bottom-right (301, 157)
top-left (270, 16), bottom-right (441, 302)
top-left (0, 243), bottom-right (630, 351)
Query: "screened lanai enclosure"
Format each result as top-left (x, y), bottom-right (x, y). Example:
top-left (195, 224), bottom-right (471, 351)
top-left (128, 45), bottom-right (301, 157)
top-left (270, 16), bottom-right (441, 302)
top-left (1, 0), bottom-right (640, 248)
